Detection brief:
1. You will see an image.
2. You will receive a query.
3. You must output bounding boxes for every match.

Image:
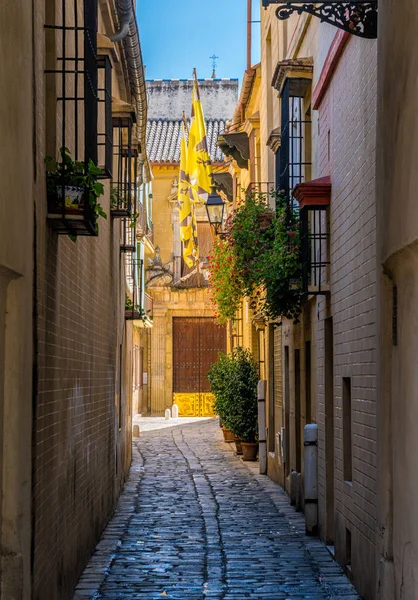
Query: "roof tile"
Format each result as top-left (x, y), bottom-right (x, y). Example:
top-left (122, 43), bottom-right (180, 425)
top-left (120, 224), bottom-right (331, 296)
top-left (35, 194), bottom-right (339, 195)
top-left (146, 119), bottom-right (226, 164)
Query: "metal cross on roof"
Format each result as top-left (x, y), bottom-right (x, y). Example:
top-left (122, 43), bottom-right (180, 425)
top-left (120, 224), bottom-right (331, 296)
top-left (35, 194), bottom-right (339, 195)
top-left (262, 1), bottom-right (378, 39)
top-left (210, 55), bottom-right (219, 78)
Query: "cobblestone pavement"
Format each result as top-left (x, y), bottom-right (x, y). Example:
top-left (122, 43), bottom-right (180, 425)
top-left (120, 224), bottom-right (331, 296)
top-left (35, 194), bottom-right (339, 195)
top-left (74, 420), bottom-right (360, 600)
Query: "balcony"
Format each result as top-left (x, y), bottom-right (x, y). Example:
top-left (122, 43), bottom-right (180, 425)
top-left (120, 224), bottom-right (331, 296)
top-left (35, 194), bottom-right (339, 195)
top-left (120, 217), bottom-right (136, 253)
top-left (125, 257), bottom-right (153, 326)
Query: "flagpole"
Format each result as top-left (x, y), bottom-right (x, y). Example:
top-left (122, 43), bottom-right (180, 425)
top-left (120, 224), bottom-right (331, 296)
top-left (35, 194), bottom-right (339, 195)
top-left (182, 110), bottom-right (189, 134)
top-left (192, 67), bottom-right (201, 100)
top-left (191, 69), bottom-right (201, 287)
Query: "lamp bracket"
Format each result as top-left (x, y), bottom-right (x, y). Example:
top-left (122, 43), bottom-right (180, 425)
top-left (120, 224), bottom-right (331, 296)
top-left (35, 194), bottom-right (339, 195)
top-left (263, 1), bottom-right (377, 39)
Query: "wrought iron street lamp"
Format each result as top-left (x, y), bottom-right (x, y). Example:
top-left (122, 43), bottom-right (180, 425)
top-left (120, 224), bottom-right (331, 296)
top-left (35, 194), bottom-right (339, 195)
top-left (262, 0), bottom-right (378, 39)
top-left (205, 187), bottom-right (225, 235)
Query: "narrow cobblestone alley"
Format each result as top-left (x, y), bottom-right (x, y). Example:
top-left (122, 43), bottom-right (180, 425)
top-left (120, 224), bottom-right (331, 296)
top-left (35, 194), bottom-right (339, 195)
top-left (73, 420), bottom-right (359, 600)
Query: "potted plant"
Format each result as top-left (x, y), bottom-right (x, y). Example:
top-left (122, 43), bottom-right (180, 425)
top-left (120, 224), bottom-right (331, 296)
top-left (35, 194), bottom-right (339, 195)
top-left (226, 347), bottom-right (259, 461)
top-left (45, 147), bottom-right (107, 238)
top-left (110, 186), bottom-right (134, 217)
top-left (208, 347), bottom-right (259, 459)
top-left (207, 352), bottom-right (236, 443)
top-left (234, 436), bottom-right (243, 455)
top-left (125, 294), bottom-right (151, 324)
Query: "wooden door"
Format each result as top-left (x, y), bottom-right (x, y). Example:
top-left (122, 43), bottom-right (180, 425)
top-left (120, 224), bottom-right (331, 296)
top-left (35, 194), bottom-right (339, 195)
top-left (173, 317), bottom-right (226, 416)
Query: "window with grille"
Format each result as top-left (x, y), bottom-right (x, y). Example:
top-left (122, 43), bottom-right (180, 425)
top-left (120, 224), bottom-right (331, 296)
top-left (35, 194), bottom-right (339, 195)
top-left (45, 0), bottom-right (100, 236)
top-left (125, 257), bottom-right (144, 321)
top-left (277, 78), bottom-right (312, 196)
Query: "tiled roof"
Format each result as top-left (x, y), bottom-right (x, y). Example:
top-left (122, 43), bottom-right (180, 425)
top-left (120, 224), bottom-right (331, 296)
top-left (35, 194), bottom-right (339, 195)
top-left (147, 119), bottom-right (227, 164)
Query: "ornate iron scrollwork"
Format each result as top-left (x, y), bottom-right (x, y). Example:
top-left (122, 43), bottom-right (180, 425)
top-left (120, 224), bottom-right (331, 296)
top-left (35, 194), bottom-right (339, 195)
top-left (264, 1), bottom-right (377, 39)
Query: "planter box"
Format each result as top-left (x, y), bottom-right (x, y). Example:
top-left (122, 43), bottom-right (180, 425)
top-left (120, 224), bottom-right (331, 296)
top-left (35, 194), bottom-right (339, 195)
top-left (47, 188), bottom-right (96, 236)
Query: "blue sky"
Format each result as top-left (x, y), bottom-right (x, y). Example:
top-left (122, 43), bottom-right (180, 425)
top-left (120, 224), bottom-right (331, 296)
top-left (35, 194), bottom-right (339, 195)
top-left (137, 0), bottom-right (260, 84)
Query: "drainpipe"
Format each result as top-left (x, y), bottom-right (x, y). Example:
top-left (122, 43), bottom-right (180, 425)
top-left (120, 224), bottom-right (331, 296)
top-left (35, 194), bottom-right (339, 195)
top-left (247, 0), bottom-right (252, 71)
top-left (110, 0), bottom-right (151, 182)
top-left (108, 3), bottom-right (132, 42)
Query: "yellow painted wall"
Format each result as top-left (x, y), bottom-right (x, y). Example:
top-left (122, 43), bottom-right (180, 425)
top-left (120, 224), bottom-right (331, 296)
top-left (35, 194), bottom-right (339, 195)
top-left (147, 164), bottom-right (216, 415)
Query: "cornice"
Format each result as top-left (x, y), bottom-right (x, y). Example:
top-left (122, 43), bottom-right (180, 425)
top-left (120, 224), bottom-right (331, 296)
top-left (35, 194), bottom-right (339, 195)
top-left (271, 58), bottom-right (313, 96)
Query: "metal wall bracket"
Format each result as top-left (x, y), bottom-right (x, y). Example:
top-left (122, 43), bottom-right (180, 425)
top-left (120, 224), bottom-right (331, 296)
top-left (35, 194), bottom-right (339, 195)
top-left (262, 1), bottom-right (378, 39)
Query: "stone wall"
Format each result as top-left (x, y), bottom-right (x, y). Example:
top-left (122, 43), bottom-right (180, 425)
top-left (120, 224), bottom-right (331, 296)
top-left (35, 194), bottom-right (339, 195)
top-left (0, 1), bottom-right (34, 597)
top-left (377, 2), bottom-right (418, 598)
top-left (147, 79), bottom-right (239, 120)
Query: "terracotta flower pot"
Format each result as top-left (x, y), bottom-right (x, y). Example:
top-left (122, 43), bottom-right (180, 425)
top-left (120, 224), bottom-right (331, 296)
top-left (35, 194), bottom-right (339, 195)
top-left (222, 427), bottom-right (235, 443)
top-left (234, 438), bottom-right (243, 455)
top-left (241, 442), bottom-right (258, 461)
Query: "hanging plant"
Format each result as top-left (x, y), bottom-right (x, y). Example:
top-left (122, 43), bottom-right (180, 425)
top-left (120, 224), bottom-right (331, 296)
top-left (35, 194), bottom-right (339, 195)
top-left (208, 190), bottom-right (302, 323)
top-left (207, 235), bottom-right (243, 324)
top-left (45, 147), bottom-right (107, 241)
top-left (260, 196), bottom-right (302, 322)
top-left (230, 192), bottom-right (275, 296)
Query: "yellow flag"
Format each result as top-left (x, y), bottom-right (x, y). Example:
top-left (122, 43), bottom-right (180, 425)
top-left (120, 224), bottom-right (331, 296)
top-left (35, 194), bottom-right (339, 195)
top-left (187, 81), bottom-right (213, 204)
top-left (178, 125), bottom-right (195, 268)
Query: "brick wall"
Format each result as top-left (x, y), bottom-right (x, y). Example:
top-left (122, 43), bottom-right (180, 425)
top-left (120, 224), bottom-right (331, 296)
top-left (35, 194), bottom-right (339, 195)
top-left (31, 1), bottom-right (133, 598)
top-left (315, 35), bottom-right (377, 600)
top-left (32, 203), bottom-right (132, 600)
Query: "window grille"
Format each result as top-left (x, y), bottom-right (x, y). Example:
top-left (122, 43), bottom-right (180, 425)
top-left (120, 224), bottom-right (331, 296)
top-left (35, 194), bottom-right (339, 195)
top-left (112, 115), bottom-right (137, 217)
top-left (45, 0), bottom-right (99, 236)
top-left (294, 177), bottom-right (331, 295)
top-left (276, 77), bottom-right (312, 201)
top-left (125, 257), bottom-right (144, 321)
top-left (97, 55), bottom-right (113, 178)
top-left (300, 206), bottom-right (330, 294)
top-left (120, 217), bottom-right (137, 253)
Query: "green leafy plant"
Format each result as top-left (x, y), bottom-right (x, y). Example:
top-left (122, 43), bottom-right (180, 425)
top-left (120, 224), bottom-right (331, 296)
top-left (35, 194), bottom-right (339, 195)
top-left (45, 147), bottom-right (107, 240)
top-left (110, 186), bottom-right (135, 215)
top-left (207, 235), bottom-right (244, 324)
top-left (125, 294), bottom-right (134, 310)
top-left (230, 192), bottom-right (275, 295)
top-left (125, 294), bottom-right (152, 324)
top-left (208, 189), bottom-right (302, 323)
top-left (260, 194), bottom-right (302, 322)
top-left (207, 351), bottom-right (235, 427)
top-left (110, 186), bottom-right (123, 210)
top-left (208, 347), bottom-right (259, 443)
